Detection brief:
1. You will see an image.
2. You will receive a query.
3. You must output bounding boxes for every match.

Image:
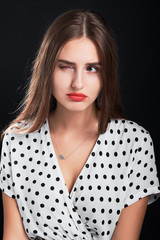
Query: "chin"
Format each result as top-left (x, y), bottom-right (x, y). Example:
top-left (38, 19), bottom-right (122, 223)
top-left (58, 101), bottom-right (95, 112)
top-left (65, 105), bottom-right (89, 112)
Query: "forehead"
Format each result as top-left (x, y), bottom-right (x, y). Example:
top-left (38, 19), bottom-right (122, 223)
top-left (57, 37), bottom-right (100, 63)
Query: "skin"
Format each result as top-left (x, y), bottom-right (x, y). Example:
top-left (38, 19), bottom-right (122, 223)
top-left (2, 37), bottom-right (149, 239)
top-left (51, 37), bottom-right (102, 128)
top-left (49, 37), bottom-right (102, 193)
top-left (2, 193), bottom-right (29, 240)
top-left (111, 196), bottom-right (148, 240)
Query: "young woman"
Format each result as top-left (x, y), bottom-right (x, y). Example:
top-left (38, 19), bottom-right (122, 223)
top-left (0, 9), bottom-right (160, 240)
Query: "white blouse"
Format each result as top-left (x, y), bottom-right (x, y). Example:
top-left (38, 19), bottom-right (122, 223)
top-left (0, 119), bottom-right (160, 240)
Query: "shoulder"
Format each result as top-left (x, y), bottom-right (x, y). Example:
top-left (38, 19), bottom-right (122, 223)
top-left (2, 120), bottom-right (47, 144)
top-left (107, 118), bottom-right (153, 145)
top-left (110, 118), bottom-right (149, 135)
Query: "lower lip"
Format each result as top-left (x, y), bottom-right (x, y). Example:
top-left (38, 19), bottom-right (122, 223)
top-left (66, 95), bottom-right (87, 101)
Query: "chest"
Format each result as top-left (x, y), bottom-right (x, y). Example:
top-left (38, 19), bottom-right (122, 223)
top-left (52, 135), bottom-right (99, 194)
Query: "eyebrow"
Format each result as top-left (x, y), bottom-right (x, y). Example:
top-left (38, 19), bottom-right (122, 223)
top-left (57, 59), bottom-right (102, 66)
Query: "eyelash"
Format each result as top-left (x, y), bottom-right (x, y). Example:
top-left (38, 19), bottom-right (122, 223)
top-left (59, 65), bottom-right (72, 69)
top-left (58, 65), bottom-right (99, 72)
top-left (86, 66), bottom-right (99, 72)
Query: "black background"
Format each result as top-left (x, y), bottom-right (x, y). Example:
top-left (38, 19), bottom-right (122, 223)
top-left (0, 0), bottom-right (159, 239)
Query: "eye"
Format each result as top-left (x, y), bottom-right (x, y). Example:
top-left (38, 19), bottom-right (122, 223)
top-left (85, 66), bottom-right (98, 72)
top-left (58, 65), bottom-right (74, 71)
top-left (59, 65), bottom-right (69, 69)
top-left (59, 65), bottom-right (74, 71)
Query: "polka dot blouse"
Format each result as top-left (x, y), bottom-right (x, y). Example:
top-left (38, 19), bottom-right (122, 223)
top-left (0, 119), bottom-right (160, 240)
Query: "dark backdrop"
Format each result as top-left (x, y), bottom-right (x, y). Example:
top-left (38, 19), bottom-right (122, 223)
top-left (0, 0), bottom-right (159, 239)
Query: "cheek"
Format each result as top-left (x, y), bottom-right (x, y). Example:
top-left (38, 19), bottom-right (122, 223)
top-left (87, 76), bottom-right (102, 97)
top-left (95, 74), bottom-right (103, 93)
top-left (51, 71), bottom-right (70, 94)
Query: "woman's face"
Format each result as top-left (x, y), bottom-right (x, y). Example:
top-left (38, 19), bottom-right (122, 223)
top-left (52, 37), bottom-right (102, 113)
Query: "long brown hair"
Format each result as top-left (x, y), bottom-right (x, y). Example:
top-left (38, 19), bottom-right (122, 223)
top-left (2, 9), bottom-right (125, 137)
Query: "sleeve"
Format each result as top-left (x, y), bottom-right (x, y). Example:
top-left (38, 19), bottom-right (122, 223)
top-left (124, 131), bottom-right (160, 207)
top-left (0, 132), bottom-right (16, 199)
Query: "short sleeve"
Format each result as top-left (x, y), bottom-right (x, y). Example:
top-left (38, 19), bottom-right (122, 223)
top-left (0, 132), bottom-right (16, 198)
top-left (124, 131), bottom-right (160, 207)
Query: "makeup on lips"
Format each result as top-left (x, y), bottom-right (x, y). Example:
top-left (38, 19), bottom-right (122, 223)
top-left (66, 92), bottom-right (87, 101)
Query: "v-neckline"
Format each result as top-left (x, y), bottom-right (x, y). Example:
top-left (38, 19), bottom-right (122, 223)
top-left (46, 118), bottom-right (102, 197)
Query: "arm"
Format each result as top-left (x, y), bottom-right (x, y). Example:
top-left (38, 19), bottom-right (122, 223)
top-left (2, 192), bottom-right (30, 240)
top-left (111, 196), bottom-right (148, 240)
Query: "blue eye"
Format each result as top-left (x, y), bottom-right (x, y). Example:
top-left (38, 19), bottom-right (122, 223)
top-left (86, 66), bottom-right (98, 72)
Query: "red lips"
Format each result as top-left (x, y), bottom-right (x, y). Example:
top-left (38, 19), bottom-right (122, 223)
top-left (66, 92), bottom-right (87, 101)
top-left (67, 92), bottom-right (87, 97)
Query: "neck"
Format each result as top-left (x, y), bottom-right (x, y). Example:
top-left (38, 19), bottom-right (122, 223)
top-left (49, 103), bottom-right (99, 133)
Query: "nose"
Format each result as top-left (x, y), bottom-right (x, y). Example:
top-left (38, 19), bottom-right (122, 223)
top-left (71, 69), bottom-right (84, 90)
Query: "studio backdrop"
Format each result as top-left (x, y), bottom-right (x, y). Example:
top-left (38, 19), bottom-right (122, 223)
top-left (0, 0), bottom-right (159, 239)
